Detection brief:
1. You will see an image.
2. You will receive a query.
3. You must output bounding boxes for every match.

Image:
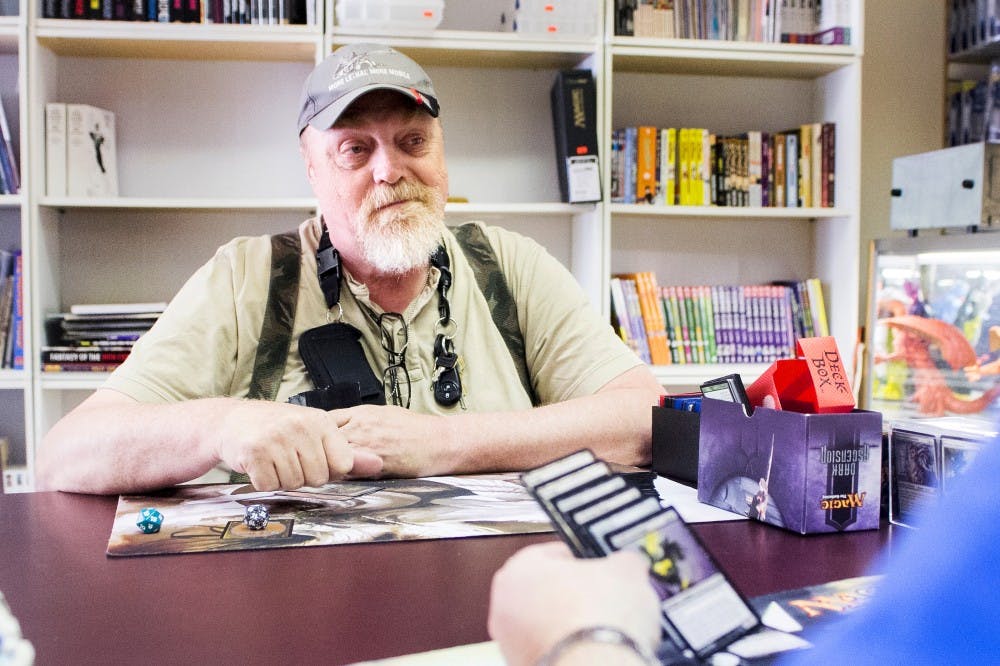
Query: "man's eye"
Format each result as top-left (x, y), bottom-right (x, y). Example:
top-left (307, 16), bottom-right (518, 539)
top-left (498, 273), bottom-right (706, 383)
top-left (403, 135), bottom-right (426, 151)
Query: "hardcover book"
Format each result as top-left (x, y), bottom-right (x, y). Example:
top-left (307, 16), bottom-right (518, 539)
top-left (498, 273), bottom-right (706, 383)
top-left (550, 70), bottom-right (600, 203)
top-left (66, 104), bottom-right (118, 198)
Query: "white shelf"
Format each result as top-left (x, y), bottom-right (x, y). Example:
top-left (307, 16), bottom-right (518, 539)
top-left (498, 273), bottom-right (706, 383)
top-left (610, 39), bottom-right (859, 77)
top-left (38, 372), bottom-right (108, 391)
top-left (34, 20), bottom-right (322, 61)
top-left (0, 193), bottom-right (23, 208)
top-left (0, 369), bottom-right (26, 390)
top-left (330, 30), bottom-right (599, 68)
top-left (610, 204), bottom-right (852, 219)
top-left (39, 196), bottom-right (319, 212)
top-left (35, 198), bottom-right (591, 216)
top-left (445, 202), bottom-right (593, 216)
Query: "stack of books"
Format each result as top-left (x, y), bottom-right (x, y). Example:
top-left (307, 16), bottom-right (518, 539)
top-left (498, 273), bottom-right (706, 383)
top-left (0, 101), bottom-right (19, 195)
top-left (611, 273), bottom-right (829, 366)
top-left (41, 302), bottom-right (166, 372)
top-left (0, 250), bottom-right (23, 370)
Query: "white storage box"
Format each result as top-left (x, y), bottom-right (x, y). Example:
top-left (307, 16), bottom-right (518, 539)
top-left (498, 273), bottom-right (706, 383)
top-left (336, 0), bottom-right (444, 30)
top-left (508, 0), bottom-right (599, 37)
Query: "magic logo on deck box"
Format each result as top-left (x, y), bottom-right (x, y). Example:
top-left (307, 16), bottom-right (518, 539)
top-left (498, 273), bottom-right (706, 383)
top-left (697, 399), bottom-right (883, 534)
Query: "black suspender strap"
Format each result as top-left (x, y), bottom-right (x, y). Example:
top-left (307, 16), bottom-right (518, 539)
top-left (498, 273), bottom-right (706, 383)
top-left (451, 223), bottom-right (539, 406)
top-left (247, 230), bottom-right (302, 402)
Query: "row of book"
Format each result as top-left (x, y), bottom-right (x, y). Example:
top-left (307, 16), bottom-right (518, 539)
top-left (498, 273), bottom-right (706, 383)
top-left (614, 0), bottom-right (852, 46)
top-left (948, 0), bottom-right (1000, 55)
top-left (947, 62), bottom-right (1000, 147)
top-left (611, 272), bottom-right (829, 366)
top-left (41, 0), bottom-right (317, 24)
top-left (0, 250), bottom-right (24, 370)
top-left (610, 123), bottom-right (835, 208)
top-left (0, 101), bottom-right (20, 196)
top-left (41, 302), bottom-right (164, 372)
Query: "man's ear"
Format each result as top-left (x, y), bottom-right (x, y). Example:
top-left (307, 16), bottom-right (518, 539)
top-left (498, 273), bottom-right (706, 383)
top-left (300, 131), bottom-right (317, 184)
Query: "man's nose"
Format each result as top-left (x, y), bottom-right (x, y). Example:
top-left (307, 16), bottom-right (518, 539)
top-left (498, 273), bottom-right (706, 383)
top-left (371, 145), bottom-right (406, 185)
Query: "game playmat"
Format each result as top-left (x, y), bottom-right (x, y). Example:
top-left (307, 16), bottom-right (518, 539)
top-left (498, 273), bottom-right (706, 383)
top-left (107, 472), bottom-right (552, 557)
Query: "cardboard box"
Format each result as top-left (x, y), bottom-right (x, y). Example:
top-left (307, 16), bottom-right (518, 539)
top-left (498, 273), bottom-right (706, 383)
top-left (697, 399), bottom-right (883, 534)
top-left (888, 416), bottom-right (996, 528)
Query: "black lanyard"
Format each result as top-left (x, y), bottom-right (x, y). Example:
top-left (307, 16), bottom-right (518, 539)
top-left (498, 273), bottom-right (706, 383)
top-left (317, 223), bottom-right (463, 407)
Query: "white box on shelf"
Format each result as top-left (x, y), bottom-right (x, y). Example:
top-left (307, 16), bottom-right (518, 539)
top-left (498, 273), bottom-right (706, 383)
top-left (336, 0), bottom-right (444, 30)
top-left (66, 104), bottom-right (118, 198)
top-left (507, 0), bottom-right (598, 37)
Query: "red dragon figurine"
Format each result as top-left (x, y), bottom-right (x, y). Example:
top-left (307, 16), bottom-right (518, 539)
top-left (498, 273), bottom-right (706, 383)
top-left (876, 315), bottom-right (1000, 416)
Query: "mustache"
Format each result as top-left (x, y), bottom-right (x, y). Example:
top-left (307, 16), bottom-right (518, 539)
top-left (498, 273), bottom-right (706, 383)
top-left (362, 181), bottom-right (437, 216)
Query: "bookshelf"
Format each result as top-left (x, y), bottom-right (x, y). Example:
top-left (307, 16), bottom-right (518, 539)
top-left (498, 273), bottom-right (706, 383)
top-left (604, 4), bottom-right (863, 389)
top-left (1, 0), bottom-right (864, 490)
top-left (0, 1), bottom-right (26, 492)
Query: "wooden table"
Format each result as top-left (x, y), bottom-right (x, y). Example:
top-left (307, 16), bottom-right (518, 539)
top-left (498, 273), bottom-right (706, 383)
top-left (0, 490), bottom-right (895, 665)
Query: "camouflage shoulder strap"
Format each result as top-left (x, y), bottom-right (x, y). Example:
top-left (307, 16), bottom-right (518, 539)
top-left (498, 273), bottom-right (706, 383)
top-left (233, 230), bottom-right (301, 483)
top-left (450, 223), bottom-right (538, 406)
top-left (247, 230), bottom-right (302, 401)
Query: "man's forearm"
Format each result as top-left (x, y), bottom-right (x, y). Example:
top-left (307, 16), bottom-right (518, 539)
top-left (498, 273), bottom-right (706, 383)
top-left (37, 394), bottom-right (232, 495)
top-left (443, 386), bottom-right (659, 474)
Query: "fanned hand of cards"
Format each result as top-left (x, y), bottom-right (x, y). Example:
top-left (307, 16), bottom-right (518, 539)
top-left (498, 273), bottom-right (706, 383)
top-left (522, 450), bottom-right (768, 663)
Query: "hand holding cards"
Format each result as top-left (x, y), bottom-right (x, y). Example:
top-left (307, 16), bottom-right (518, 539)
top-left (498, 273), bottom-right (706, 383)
top-left (522, 450), bottom-right (765, 661)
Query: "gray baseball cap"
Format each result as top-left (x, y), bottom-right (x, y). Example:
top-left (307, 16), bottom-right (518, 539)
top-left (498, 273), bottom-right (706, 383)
top-left (297, 43), bottom-right (440, 135)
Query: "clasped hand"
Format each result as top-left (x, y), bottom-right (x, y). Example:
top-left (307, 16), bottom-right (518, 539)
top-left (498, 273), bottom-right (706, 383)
top-left (216, 401), bottom-right (453, 490)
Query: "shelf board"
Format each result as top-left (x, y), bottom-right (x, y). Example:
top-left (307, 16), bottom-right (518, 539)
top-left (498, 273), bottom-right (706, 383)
top-left (39, 196), bottom-right (318, 211)
top-left (0, 16), bottom-right (19, 54)
top-left (39, 371), bottom-right (108, 390)
top-left (610, 38), bottom-right (858, 78)
top-left (610, 203), bottom-right (851, 220)
top-left (37, 197), bottom-right (588, 215)
top-left (0, 369), bottom-right (27, 390)
top-left (653, 362), bottom-right (768, 386)
top-left (949, 39), bottom-right (1000, 64)
top-left (331, 30), bottom-right (599, 68)
top-left (34, 20), bottom-right (321, 61)
top-left (444, 201), bottom-right (593, 216)
top-left (0, 193), bottom-right (23, 208)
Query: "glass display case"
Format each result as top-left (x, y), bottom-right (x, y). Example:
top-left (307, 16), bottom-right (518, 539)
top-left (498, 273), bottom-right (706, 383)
top-left (866, 233), bottom-right (1000, 426)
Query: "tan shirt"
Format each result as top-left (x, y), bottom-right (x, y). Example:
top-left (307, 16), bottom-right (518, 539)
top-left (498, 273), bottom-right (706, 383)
top-left (105, 219), bottom-right (641, 415)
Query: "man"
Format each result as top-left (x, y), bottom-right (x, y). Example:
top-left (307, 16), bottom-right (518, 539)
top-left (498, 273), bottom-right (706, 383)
top-left (38, 43), bottom-right (663, 495)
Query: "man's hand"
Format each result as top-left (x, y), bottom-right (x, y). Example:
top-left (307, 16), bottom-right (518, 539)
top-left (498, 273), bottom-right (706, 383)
top-left (330, 404), bottom-right (453, 478)
top-left (215, 401), bottom-right (383, 491)
top-left (488, 542), bottom-right (661, 666)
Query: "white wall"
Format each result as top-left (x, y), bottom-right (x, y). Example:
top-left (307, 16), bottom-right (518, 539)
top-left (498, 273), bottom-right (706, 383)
top-left (859, 0), bottom-right (947, 317)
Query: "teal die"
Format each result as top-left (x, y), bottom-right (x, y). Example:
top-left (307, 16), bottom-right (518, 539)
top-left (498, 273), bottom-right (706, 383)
top-left (136, 507), bottom-right (164, 534)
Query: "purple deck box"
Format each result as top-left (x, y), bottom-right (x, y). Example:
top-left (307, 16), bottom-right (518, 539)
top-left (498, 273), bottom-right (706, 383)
top-left (697, 399), bottom-right (883, 534)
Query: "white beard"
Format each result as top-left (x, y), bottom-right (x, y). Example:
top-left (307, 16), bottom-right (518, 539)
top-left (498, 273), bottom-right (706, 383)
top-left (355, 182), bottom-right (446, 275)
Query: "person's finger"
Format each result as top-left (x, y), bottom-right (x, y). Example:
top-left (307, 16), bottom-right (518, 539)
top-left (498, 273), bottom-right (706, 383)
top-left (245, 458), bottom-right (279, 492)
top-left (348, 448), bottom-right (384, 478)
top-left (271, 446), bottom-right (305, 490)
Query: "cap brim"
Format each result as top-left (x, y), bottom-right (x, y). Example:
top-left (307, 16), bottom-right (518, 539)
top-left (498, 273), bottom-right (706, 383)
top-left (301, 84), bottom-right (439, 135)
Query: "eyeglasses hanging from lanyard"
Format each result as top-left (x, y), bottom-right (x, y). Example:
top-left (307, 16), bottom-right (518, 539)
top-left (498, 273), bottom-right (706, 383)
top-left (314, 223), bottom-right (463, 409)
